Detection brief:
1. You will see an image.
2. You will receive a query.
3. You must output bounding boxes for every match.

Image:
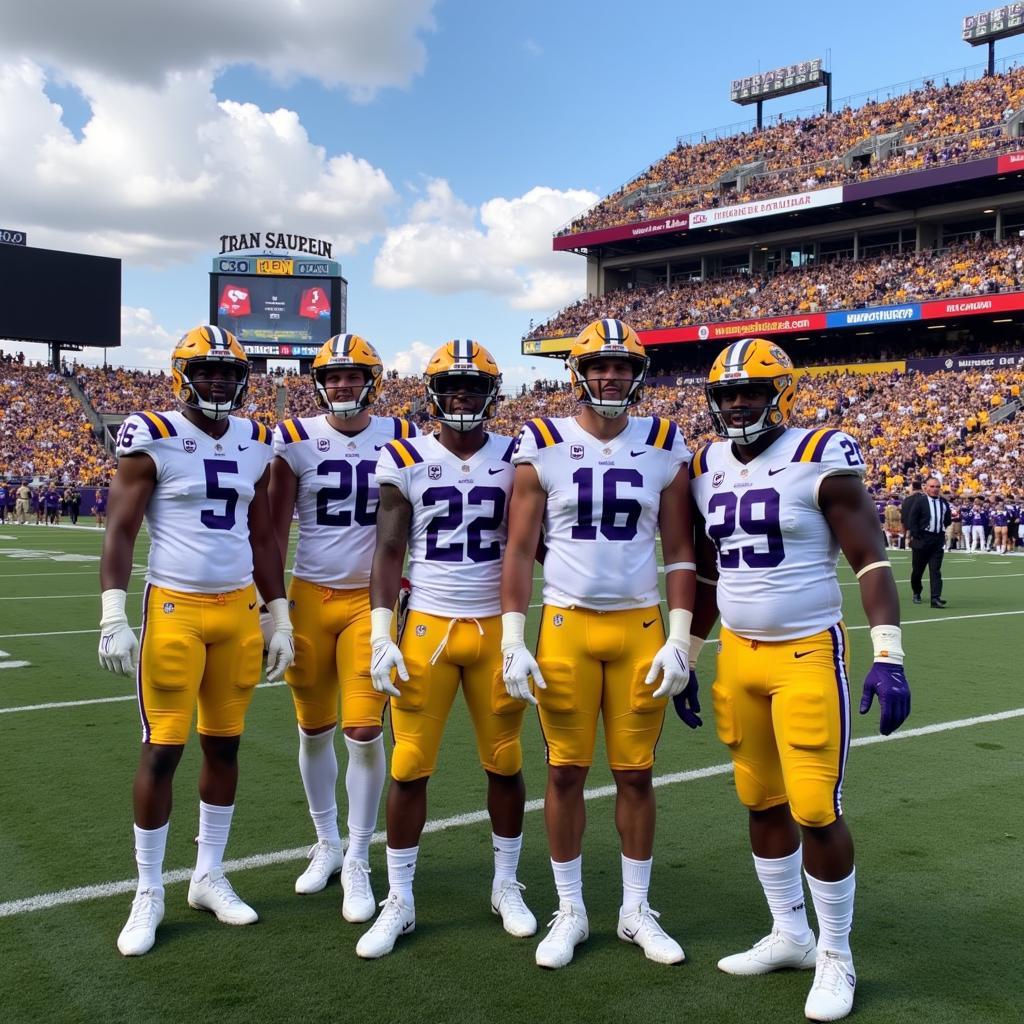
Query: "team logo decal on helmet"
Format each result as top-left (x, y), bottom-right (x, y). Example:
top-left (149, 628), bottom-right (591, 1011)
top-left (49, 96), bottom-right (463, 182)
top-left (171, 324), bottom-right (250, 421)
top-left (310, 333), bottom-right (383, 418)
top-left (424, 340), bottom-right (502, 432)
top-left (567, 318), bottom-right (650, 419)
top-left (705, 337), bottom-right (796, 444)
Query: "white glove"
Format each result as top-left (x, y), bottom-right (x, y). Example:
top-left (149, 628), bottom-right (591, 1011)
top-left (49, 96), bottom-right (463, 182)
top-left (500, 612), bottom-right (546, 706)
top-left (265, 597), bottom-right (295, 683)
top-left (98, 589), bottom-right (139, 676)
top-left (645, 608), bottom-right (693, 699)
top-left (370, 607), bottom-right (407, 697)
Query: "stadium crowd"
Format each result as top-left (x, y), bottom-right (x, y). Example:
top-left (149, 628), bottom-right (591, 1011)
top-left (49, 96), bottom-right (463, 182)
top-left (529, 237), bottom-right (1024, 338)
top-left (563, 67), bottom-right (1024, 235)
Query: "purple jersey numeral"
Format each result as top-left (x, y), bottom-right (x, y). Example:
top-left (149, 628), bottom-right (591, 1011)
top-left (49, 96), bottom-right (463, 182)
top-left (201, 459), bottom-right (239, 531)
top-left (423, 484), bottom-right (507, 563)
top-left (571, 467), bottom-right (644, 541)
top-left (706, 487), bottom-right (785, 569)
top-left (315, 459), bottom-right (377, 527)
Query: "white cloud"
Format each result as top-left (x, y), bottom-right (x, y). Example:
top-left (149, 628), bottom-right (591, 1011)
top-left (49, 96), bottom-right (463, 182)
top-left (389, 340), bottom-right (434, 375)
top-left (373, 180), bottom-right (599, 313)
top-left (115, 307), bottom-right (183, 370)
top-left (0, 1), bottom-right (436, 97)
top-left (0, 61), bottom-right (397, 266)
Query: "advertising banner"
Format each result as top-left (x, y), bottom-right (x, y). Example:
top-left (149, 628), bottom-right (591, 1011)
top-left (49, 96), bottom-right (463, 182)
top-left (553, 214), bottom-right (689, 251)
top-left (827, 304), bottom-right (920, 328)
top-left (907, 351), bottom-right (1024, 373)
top-left (688, 187), bottom-right (843, 230)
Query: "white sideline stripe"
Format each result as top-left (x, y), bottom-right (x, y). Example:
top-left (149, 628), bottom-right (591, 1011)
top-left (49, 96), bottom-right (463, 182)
top-left (0, 592), bottom-right (145, 601)
top-left (1, 706), bottom-right (1022, 919)
top-left (1, 609), bottom-right (1023, 712)
top-left (0, 680), bottom-right (287, 715)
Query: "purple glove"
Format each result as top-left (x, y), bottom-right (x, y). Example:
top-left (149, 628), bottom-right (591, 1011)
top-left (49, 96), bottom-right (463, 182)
top-left (859, 662), bottom-right (911, 736)
top-left (672, 670), bottom-right (703, 729)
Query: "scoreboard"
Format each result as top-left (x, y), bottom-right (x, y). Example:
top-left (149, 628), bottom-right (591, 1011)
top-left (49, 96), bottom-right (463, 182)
top-left (209, 255), bottom-right (347, 359)
top-left (962, 5), bottom-right (1024, 44)
top-left (731, 59), bottom-right (826, 105)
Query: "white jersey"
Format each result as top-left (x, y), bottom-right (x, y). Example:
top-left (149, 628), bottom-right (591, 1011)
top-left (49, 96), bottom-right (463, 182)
top-left (512, 415), bottom-right (691, 611)
top-left (273, 415), bottom-right (417, 589)
top-left (375, 431), bottom-right (516, 617)
top-left (115, 410), bottom-right (274, 593)
top-left (690, 426), bottom-right (866, 641)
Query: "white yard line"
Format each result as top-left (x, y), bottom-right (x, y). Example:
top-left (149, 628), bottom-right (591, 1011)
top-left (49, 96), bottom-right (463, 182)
top-left (1, 705), bottom-right (1020, 919)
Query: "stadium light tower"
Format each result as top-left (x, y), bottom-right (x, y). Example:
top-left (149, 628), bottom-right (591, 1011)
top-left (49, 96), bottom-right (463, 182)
top-left (962, 6), bottom-right (1024, 76)
top-left (730, 58), bottom-right (831, 130)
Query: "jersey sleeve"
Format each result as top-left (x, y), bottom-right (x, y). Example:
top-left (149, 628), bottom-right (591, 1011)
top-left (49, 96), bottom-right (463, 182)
top-left (272, 420), bottom-right (302, 472)
top-left (375, 441), bottom-right (414, 501)
top-left (115, 412), bottom-right (175, 470)
top-left (667, 423), bottom-right (692, 484)
top-left (816, 429), bottom-right (867, 479)
top-left (509, 421), bottom-right (546, 488)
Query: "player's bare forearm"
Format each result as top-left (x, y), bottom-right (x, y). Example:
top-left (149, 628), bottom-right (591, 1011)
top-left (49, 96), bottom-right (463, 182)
top-left (690, 502), bottom-right (720, 639)
top-left (821, 474), bottom-right (900, 627)
top-left (660, 465), bottom-right (696, 612)
top-left (268, 456), bottom-right (298, 567)
top-left (501, 464), bottom-right (545, 613)
top-left (250, 470), bottom-right (286, 601)
top-left (99, 454), bottom-right (154, 591)
top-left (370, 484), bottom-right (410, 610)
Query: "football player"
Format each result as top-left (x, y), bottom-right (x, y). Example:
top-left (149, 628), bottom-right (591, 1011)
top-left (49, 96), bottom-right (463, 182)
top-left (269, 334), bottom-right (417, 920)
top-left (356, 340), bottom-right (536, 958)
top-left (99, 325), bottom-right (294, 957)
top-left (689, 339), bottom-right (911, 1022)
top-left (501, 318), bottom-right (697, 969)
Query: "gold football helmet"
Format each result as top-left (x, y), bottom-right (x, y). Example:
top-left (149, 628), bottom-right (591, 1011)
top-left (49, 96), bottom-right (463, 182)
top-left (705, 338), bottom-right (796, 444)
top-left (171, 324), bottom-right (249, 420)
top-left (310, 333), bottom-right (383, 418)
top-left (424, 340), bottom-right (502, 432)
top-left (567, 318), bottom-right (649, 418)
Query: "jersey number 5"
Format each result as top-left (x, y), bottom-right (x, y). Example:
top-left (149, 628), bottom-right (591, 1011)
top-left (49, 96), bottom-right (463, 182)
top-left (201, 460), bottom-right (238, 531)
top-left (706, 487), bottom-right (785, 569)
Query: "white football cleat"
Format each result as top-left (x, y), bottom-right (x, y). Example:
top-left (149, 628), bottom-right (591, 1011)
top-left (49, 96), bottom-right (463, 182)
top-left (535, 900), bottom-right (589, 969)
top-left (341, 857), bottom-right (376, 923)
top-left (616, 902), bottom-right (685, 965)
top-left (718, 927), bottom-right (817, 975)
top-left (187, 868), bottom-right (258, 925)
top-left (491, 879), bottom-right (537, 937)
top-left (805, 949), bottom-right (856, 1022)
top-left (356, 893), bottom-right (415, 959)
top-left (295, 839), bottom-right (345, 895)
top-left (117, 888), bottom-right (164, 956)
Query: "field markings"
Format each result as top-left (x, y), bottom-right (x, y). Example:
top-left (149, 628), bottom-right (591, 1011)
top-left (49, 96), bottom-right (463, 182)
top-left (1, 608), bottom-right (1023, 714)
top-left (0, 649), bottom-right (30, 670)
top-left (1, 705), bottom-right (1021, 919)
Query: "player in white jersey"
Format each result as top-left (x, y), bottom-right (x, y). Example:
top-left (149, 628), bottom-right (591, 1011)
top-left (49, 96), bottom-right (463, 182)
top-left (356, 340), bottom-right (536, 959)
top-left (501, 318), bottom-right (697, 970)
top-left (269, 333), bottom-right (417, 919)
top-left (689, 338), bottom-right (912, 1022)
top-left (98, 326), bottom-right (294, 957)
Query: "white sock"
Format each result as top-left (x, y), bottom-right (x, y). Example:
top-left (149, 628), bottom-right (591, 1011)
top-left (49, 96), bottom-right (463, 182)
top-left (298, 726), bottom-right (341, 846)
top-left (134, 823), bottom-right (168, 895)
top-left (621, 854), bottom-right (651, 915)
top-left (193, 802), bottom-right (234, 882)
top-left (386, 845), bottom-right (418, 905)
top-left (753, 847), bottom-right (813, 944)
top-left (344, 733), bottom-right (385, 863)
top-left (492, 832), bottom-right (523, 887)
top-left (806, 868), bottom-right (856, 957)
top-left (551, 856), bottom-right (584, 911)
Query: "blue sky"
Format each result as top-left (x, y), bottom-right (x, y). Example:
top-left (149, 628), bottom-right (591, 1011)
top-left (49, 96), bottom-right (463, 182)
top-left (0, 0), bottom-right (1015, 385)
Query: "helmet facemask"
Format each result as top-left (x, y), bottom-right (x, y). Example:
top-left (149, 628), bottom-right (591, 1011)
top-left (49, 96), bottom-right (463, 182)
top-left (705, 378), bottom-right (790, 445)
top-left (570, 352), bottom-right (648, 419)
top-left (313, 364), bottom-right (374, 419)
top-left (426, 369), bottom-right (501, 432)
top-left (174, 356), bottom-right (249, 421)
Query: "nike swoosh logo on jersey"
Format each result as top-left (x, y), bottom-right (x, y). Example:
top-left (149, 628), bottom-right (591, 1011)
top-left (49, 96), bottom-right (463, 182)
top-left (768, 467), bottom-right (785, 476)
top-left (642, 619), bottom-right (657, 628)
top-left (488, 468), bottom-right (504, 475)
top-left (794, 650), bottom-right (815, 659)
top-left (630, 450), bottom-right (646, 457)
top-left (374, 444), bottom-right (385, 450)
top-left (238, 445), bottom-right (249, 451)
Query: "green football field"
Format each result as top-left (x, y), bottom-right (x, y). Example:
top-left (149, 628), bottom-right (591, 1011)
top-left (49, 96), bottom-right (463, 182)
top-left (0, 524), bottom-right (1021, 1024)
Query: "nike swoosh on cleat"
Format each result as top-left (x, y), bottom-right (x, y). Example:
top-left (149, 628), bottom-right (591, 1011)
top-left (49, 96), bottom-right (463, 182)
top-left (767, 467), bottom-right (785, 476)
top-left (402, 921), bottom-right (414, 932)
top-left (642, 619), bottom-right (657, 628)
top-left (794, 650), bottom-right (815, 659)
top-left (630, 450), bottom-right (646, 457)
top-left (238, 445), bottom-right (249, 451)
top-left (622, 928), bottom-right (637, 939)
top-left (488, 468), bottom-right (504, 475)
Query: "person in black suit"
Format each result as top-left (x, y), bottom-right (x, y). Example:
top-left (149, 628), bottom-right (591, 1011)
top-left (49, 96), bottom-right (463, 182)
top-left (899, 478), bottom-right (923, 543)
top-left (907, 476), bottom-right (951, 607)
